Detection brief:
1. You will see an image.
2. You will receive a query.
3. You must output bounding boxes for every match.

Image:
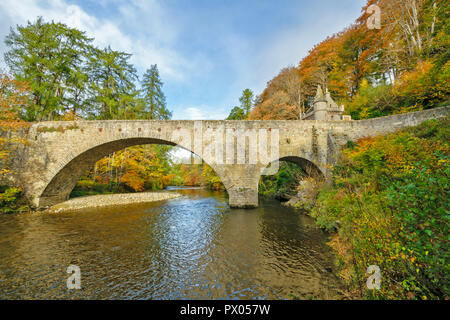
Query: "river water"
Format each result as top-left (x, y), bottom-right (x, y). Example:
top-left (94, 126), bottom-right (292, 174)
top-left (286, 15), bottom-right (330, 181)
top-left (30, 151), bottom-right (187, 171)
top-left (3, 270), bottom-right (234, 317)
top-left (0, 188), bottom-right (344, 299)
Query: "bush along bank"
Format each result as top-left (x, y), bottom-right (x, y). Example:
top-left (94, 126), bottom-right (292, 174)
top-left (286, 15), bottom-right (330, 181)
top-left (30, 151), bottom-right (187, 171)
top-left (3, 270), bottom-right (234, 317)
top-left (309, 117), bottom-right (449, 299)
top-left (0, 186), bottom-right (29, 214)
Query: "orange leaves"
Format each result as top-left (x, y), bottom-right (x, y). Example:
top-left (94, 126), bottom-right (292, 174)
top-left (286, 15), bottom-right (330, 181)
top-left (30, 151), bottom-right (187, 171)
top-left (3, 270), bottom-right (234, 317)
top-left (0, 73), bottom-right (30, 130)
top-left (251, 67), bottom-right (302, 120)
top-left (345, 136), bottom-right (378, 158)
top-left (162, 173), bottom-right (175, 186)
top-left (180, 164), bottom-right (202, 186)
top-left (0, 73), bottom-right (30, 122)
top-left (0, 72), bottom-right (31, 178)
top-left (249, 92), bottom-right (298, 120)
top-left (253, 0), bottom-right (448, 122)
top-left (120, 171), bottom-right (145, 192)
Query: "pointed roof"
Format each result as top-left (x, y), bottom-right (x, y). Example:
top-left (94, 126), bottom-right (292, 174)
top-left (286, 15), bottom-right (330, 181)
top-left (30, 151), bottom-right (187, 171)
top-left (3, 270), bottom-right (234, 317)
top-left (314, 85), bottom-right (325, 102)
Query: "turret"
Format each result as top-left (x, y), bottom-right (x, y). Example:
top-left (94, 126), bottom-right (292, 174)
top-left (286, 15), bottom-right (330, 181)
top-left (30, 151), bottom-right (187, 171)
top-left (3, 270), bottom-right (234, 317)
top-left (302, 85), bottom-right (351, 121)
top-left (312, 85), bottom-right (328, 120)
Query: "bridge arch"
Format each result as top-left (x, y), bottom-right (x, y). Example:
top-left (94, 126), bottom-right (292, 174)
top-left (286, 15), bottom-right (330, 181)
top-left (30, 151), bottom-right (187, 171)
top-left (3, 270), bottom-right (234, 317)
top-left (256, 155), bottom-right (324, 200)
top-left (261, 156), bottom-right (324, 179)
top-left (38, 137), bottom-right (229, 208)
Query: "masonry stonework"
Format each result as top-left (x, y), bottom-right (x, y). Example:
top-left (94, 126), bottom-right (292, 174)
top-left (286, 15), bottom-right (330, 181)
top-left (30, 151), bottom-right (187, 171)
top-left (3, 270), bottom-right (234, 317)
top-left (7, 106), bottom-right (449, 209)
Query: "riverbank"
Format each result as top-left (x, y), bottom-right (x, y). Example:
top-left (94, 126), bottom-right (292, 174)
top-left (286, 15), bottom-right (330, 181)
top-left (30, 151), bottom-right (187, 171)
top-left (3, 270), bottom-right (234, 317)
top-left (281, 118), bottom-right (449, 300)
top-left (46, 191), bottom-right (181, 213)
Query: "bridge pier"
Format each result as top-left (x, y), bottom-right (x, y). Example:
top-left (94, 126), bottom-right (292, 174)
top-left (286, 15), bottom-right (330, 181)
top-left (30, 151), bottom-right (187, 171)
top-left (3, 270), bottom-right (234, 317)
top-left (228, 187), bottom-right (259, 208)
top-left (211, 164), bottom-right (261, 209)
top-left (38, 194), bottom-right (70, 208)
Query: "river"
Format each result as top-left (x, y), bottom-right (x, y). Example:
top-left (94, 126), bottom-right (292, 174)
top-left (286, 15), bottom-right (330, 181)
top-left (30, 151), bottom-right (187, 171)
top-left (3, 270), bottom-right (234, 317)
top-left (0, 187), bottom-right (344, 299)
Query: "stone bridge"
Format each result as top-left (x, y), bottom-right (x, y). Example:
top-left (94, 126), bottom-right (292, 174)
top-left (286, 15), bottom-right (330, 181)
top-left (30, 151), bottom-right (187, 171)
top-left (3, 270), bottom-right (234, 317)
top-left (7, 106), bottom-right (449, 209)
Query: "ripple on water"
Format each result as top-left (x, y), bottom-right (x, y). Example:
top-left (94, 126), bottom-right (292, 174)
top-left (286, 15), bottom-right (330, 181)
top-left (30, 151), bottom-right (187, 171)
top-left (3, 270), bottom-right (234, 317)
top-left (0, 189), bottom-right (344, 299)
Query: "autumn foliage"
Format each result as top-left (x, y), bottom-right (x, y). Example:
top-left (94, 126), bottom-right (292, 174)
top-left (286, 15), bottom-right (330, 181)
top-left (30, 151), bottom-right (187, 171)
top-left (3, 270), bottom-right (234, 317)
top-left (250, 0), bottom-right (449, 121)
top-left (0, 72), bottom-right (30, 179)
top-left (312, 117), bottom-right (449, 299)
top-left (0, 72), bottom-right (31, 213)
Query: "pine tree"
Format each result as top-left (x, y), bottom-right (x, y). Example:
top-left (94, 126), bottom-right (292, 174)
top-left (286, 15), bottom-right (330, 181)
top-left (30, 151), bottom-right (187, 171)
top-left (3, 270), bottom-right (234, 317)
top-left (226, 106), bottom-right (245, 120)
top-left (88, 46), bottom-right (138, 119)
top-left (4, 17), bottom-right (94, 121)
top-left (239, 88), bottom-right (254, 116)
top-left (141, 64), bottom-right (172, 120)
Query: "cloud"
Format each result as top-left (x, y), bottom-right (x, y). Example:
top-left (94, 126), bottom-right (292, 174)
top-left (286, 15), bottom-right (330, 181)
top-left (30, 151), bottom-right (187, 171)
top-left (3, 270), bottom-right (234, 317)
top-left (0, 0), bottom-right (367, 120)
top-left (185, 107), bottom-right (205, 120)
top-left (174, 106), bottom-right (228, 120)
top-left (0, 0), bottom-right (192, 81)
top-left (225, 0), bottom-right (367, 100)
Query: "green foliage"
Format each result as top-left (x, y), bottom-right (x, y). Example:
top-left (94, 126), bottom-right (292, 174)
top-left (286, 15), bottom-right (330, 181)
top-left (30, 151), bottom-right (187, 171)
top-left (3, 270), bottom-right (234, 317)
top-left (140, 64), bottom-right (172, 120)
top-left (227, 88), bottom-right (255, 119)
top-left (201, 163), bottom-right (224, 190)
top-left (3, 17), bottom-right (175, 121)
top-left (239, 88), bottom-right (254, 116)
top-left (259, 162), bottom-right (304, 198)
top-left (386, 155), bottom-right (449, 298)
top-left (346, 60), bottom-right (450, 120)
top-left (311, 117), bottom-right (450, 299)
top-left (0, 186), bottom-right (28, 213)
top-left (4, 17), bottom-right (94, 121)
top-left (346, 80), bottom-right (397, 119)
top-left (226, 106), bottom-right (245, 120)
top-left (87, 46), bottom-right (138, 119)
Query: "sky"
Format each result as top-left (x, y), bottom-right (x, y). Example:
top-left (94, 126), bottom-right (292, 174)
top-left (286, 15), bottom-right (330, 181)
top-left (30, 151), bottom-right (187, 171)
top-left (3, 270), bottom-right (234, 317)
top-left (0, 0), bottom-right (367, 120)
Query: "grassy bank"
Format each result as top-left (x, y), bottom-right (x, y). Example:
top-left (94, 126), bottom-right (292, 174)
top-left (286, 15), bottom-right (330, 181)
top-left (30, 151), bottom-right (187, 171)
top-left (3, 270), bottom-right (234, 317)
top-left (310, 117), bottom-right (449, 299)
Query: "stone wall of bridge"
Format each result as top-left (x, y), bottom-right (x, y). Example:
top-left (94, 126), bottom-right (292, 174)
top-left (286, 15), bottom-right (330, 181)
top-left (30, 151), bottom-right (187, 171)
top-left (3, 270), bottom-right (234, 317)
top-left (7, 106), bottom-right (449, 209)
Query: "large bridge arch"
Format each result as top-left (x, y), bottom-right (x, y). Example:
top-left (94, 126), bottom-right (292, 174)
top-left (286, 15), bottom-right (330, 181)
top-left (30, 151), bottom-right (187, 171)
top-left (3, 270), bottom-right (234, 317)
top-left (38, 136), bottom-right (235, 208)
top-left (21, 120), bottom-right (239, 208)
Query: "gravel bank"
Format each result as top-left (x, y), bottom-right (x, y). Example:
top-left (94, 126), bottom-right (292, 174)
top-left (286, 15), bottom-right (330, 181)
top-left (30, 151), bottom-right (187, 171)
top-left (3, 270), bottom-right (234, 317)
top-left (46, 191), bottom-right (182, 213)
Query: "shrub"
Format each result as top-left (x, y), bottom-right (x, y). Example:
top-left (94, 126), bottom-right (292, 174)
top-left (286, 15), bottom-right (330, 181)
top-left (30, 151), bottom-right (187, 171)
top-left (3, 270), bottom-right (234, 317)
top-left (0, 186), bottom-right (28, 213)
top-left (312, 117), bottom-right (450, 299)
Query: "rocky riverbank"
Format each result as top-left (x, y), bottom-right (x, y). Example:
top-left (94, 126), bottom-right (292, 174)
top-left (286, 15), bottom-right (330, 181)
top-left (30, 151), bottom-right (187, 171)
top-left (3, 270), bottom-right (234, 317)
top-left (46, 191), bottom-right (182, 213)
top-left (282, 178), bottom-right (321, 210)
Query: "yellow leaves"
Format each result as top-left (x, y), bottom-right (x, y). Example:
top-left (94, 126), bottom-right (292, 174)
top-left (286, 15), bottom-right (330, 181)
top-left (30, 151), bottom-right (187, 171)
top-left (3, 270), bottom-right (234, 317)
top-left (120, 171), bottom-right (144, 192)
top-left (59, 110), bottom-right (81, 121)
top-left (345, 136), bottom-right (377, 158)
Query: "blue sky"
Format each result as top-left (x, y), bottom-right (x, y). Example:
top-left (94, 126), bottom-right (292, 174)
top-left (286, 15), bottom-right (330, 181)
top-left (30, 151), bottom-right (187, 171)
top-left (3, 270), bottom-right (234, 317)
top-left (0, 0), bottom-right (366, 120)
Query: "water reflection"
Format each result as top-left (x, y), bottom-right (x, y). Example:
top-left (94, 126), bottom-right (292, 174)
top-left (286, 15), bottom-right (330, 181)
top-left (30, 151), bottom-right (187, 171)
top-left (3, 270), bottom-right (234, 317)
top-left (0, 188), bottom-right (343, 299)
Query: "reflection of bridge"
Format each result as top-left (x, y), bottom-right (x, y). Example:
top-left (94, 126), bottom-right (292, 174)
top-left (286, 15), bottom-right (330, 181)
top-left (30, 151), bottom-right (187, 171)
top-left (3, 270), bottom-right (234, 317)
top-left (8, 106), bottom-right (449, 209)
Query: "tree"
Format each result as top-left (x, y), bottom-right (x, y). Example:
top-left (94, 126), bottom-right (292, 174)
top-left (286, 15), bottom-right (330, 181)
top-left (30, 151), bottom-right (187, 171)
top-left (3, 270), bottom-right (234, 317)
top-left (88, 46), bottom-right (138, 119)
top-left (254, 67), bottom-right (304, 119)
top-left (249, 91), bottom-right (297, 120)
top-left (0, 72), bottom-right (30, 179)
top-left (252, 0), bottom-right (449, 122)
top-left (4, 17), bottom-right (94, 121)
top-left (239, 88), bottom-right (254, 116)
top-left (226, 106), bottom-right (245, 120)
top-left (141, 64), bottom-right (172, 120)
